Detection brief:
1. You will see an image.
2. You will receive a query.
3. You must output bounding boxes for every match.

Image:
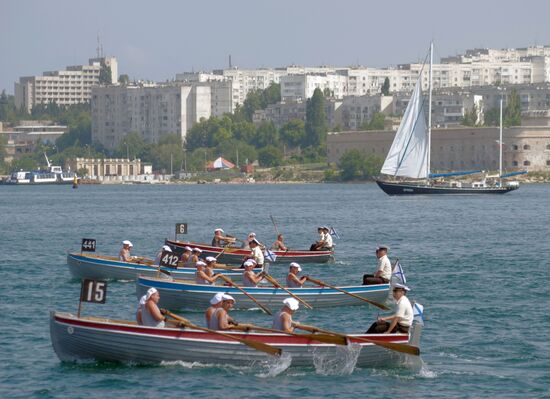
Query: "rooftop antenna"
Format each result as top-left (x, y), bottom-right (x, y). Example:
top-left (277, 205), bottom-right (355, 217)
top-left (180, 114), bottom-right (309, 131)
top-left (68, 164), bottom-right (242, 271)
top-left (229, 54), bottom-right (232, 68)
top-left (96, 33), bottom-right (101, 58)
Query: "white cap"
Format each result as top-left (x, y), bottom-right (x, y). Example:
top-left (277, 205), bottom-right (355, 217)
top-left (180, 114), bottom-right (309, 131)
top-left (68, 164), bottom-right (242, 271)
top-left (183, 246), bottom-right (192, 252)
top-left (289, 262), bottom-right (302, 272)
top-left (222, 293), bottom-right (235, 302)
top-left (192, 247), bottom-right (202, 253)
top-left (283, 297), bottom-right (300, 311)
top-left (122, 240), bottom-right (133, 247)
top-left (322, 226), bottom-right (329, 230)
top-left (394, 283), bottom-right (410, 291)
top-left (205, 256), bottom-right (216, 263)
top-left (243, 260), bottom-right (255, 268)
top-left (214, 228), bottom-right (224, 233)
top-left (145, 287), bottom-right (158, 300)
top-left (196, 261), bottom-right (206, 267)
top-left (210, 292), bottom-right (224, 305)
top-left (162, 245), bottom-right (172, 252)
top-left (250, 238), bottom-right (260, 245)
top-left (248, 232), bottom-right (256, 237)
top-left (139, 294), bottom-right (147, 306)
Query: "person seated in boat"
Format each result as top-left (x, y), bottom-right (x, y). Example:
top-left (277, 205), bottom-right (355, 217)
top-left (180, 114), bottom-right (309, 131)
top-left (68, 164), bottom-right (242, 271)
top-left (242, 260), bottom-right (264, 287)
top-left (141, 288), bottom-right (166, 328)
top-left (286, 262), bottom-right (307, 288)
top-left (209, 293), bottom-right (238, 330)
top-left (136, 294), bottom-right (147, 325)
top-left (211, 228), bottom-right (236, 248)
top-left (310, 227), bottom-right (325, 251)
top-left (241, 232), bottom-right (256, 250)
top-left (363, 245), bottom-right (392, 285)
top-left (272, 297), bottom-right (300, 333)
top-left (195, 261), bottom-right (221, 285)
top-left (153, 245), bottom-right (172, 265)
top-left (119, 240), bottom-right (134, 262)
top-left (191, 247), bottom-right (203, 264)
top-left (271, 234), bottom-right (287, 251)
top-left (244, 238), bottom-right (264, 267)
top-left (316, 226), bottom-right (333, 251)
top-left (177, 246), bottom-right (193, 267)
top-left (366, 283), bottom-right (413, 334)
top-left (205, 292), bottom-right (224, 327)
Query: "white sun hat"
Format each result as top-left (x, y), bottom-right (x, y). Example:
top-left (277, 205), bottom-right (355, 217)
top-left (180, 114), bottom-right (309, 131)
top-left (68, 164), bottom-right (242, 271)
top-left (289, 262), bottom-right (302, 272)
top-left (205, 256), bottom-right (217, 263)
top-left (162, 245), bottom-right (172, 252)
top-left (283, 297), bottom-right (300, 311)
top-left (145, 287), bottom-right (158, 300)
top-left (222, 293), bottom-right (236, 303)
top-left (122, 240), bottom-right (133, 247)
top-left (210, 292), bottom-right (224, 305)
top-left (195, 261), bottom-right (206, 267)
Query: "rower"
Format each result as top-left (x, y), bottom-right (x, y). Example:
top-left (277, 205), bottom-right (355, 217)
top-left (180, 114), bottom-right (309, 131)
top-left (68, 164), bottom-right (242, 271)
top-left (177, 246), bottom-right (193, 266)
top-left (211, 228), bottom-right (236, 248)
top-left (205, 292), bottom-right (224, 327)
top-left (195, 261), bottom-right (221, 285)
top-left (205, 256), bottom-right (223, 277)
top-left (286, 262), bottom-right (307, 288)
top-left (154, 245), bottom-right (172, 265)
top-left (271, 233), bottom-right (287, 251)
top-left (209, 293), bottom-right (237, 330)
top-left (363, 245), bottom-right (392, 285)
top-left (366, 283), bottom-right (413, 334)
top-left (272, 298), bottom-right (300, 333)
top-left (191, 247), bottom-right (203, 264)
top-left (242, 259), bottom-right (264, 287)
top-left (119, 240), bottom-right (134, 262)
top-left (136, 294), bottom-right (147, 325)
top-left (141, 288), bottom-right (166, 328)
top-left (241, 232), bottom-right (256, 250)
top-left (245, 238), bottom-right (264, 267)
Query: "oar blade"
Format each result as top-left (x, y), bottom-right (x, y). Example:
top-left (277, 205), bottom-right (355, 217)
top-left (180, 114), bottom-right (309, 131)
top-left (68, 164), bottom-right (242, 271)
top-left (242, 339), bottom-right (282, 356)
top-left (367, 340), bottom-right (420, 356)
top-left (300, 333), bottom-right (347, 345)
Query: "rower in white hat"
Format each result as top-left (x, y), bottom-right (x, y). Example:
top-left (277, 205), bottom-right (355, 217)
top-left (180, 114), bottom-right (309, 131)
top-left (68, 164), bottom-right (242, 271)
top-left (153, 244), bottom-right (172, 266)
top-left (286, 262), bottom-right (307, 288)
top-left (178, 246), bottom-right (193, 266)
top-left (366, 282), bottom-right (413, 334)
top-left (195, 261), bottom-right (222, 285)
top-left (242, 259), bottom-right (264, 287)
top-left (141, 287), bottom-right (165, 328)
top-left (119, 240), bottom-right (134, 262)
top-left (209, 293), bottom-right (237, 330)
top-left (205, 292), bottom-right (224, 328)
top-left (191, 247), bottom-right (203, 264)
top-left (272, 297), bottom-right (300, 333)
top-left (211, 228), bottom-right (236, 248)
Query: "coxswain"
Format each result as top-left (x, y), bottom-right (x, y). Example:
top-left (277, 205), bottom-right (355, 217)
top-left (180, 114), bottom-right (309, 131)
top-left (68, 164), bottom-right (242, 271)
top-left (366, 283), bottom-right (413, 334)
top-left (363, 245), bottom-right (392, 285)
top-left (211, 228), bottom-right (236, 247)
top-left (310, 227), bottom-right (325, 251)
top-left (154, 245), bottom-right (172, 265)
top-left (209, 293), bottom-right (238, 330)
top-left (286, 262), bottom-right (307, 288)
top-left (119, 240), bottom-right (134, 262)
top-left (245, 238), bottom-right (264, 267)
top-left (141, 288), bottom-right (166, 328)
top-left (242, 259), bottom-right (264, 287)
top-left (191, 247), bottom-right (203, 264)
top-left (318, 226), bottom-right (333, 250)
top-left (177, 246), bottom-right (193, 266)
top-left (272, 298), bottom-right (300, 333)
top-left (271, 234), bottom-right (287, 251)
top-left (205, 292), bottom-right (224, 327)
top-left (195, 261), bottom-right (221, 285)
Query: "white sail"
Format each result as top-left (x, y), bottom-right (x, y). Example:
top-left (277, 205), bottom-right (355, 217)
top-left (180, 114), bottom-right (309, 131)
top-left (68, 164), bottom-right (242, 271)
top-left (380, 78), bottom-right (429, 179)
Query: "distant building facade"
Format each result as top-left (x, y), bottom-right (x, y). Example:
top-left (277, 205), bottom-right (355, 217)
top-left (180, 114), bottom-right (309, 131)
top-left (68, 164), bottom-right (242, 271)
top-left (252, 99), bottom-right (342, 129)
top-left (68, 157), bottom-right (142, 177)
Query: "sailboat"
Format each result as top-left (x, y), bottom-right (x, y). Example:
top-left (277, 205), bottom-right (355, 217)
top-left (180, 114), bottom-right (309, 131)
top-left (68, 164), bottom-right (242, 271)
top-left (376, 43), bottom-right (524, 195)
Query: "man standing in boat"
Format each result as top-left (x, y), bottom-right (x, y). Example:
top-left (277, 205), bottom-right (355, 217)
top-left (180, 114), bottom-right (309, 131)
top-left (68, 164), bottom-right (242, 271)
top-left (272, 298), bottom-right (300, 333)
top-left (119, 240), bottom-right (134, 262)
top-left (366, 283), bottom-right (413, 334)
top-left (211, 228), bottom-right (236, 247)
top-left (363, 245), bottom-right (392, 285)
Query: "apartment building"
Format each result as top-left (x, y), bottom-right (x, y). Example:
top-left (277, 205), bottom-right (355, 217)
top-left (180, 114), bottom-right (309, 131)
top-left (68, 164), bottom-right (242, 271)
top-left (280, 73), bottom-right (348, 101)
top-left (252, 99), bottom-right (342, 129)
top-left (14, 57), bottom-right (117, 113)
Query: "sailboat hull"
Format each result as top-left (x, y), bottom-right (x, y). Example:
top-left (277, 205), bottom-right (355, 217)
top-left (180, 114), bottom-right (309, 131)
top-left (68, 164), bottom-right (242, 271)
top-left (376, 180), bottom-right (518, 195)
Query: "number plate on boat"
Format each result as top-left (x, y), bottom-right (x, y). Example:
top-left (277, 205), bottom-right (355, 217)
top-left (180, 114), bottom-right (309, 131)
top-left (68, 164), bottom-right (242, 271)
top-left (81, 238), bottom-right (96, 252)
top-left (175, 223), bottom-right (188, 234)
top-left (80, 279), bottom-right (107, 303)
top-left (159, 251), bottom-right (179, 268)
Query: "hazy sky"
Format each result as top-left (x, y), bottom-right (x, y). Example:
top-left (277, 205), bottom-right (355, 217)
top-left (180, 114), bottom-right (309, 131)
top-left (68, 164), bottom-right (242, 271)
top-left (2, 0), bottom-right (550, 93)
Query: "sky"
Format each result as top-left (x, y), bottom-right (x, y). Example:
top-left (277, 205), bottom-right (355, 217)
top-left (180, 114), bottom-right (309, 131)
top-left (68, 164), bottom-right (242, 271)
top-left (2, 0), bottom-right (550, 93)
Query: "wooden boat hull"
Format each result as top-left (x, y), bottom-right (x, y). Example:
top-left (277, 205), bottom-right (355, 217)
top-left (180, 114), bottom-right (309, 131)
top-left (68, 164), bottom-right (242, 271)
top-left (136, 276), bottom-right (390, 310)
top-left (165, 240), bottom-right (334, 264)
top-left (376, 180), bottom-right (518, 196)
top-left (67, 253), bottom-right (256, 283)
top-left (50, 312), bottom-right (420, 367)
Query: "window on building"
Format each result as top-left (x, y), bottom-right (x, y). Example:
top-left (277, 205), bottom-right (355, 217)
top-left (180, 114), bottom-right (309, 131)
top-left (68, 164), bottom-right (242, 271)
top-left (547, 160), bottom-right (550, 166)
top-left (523, 145), bottom-right (531, 150)
top-left (512, 145), bottom-right (518, 150)
top-left (523, 160), bottom-right (530, 166)
top-left (512, 161), bottom-right (518, 166)
top-left (546, 144), bottom-right (550, 150)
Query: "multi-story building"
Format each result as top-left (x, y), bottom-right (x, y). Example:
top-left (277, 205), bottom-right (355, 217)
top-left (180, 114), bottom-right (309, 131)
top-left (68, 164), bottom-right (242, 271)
top-left (280, 73), bottom-right (348, 101)
top-left (91, 83), bottom-right (211, 150)
top-left (252, 99), bottom-right (342, 129)
top-left (340, 95), bottom-right (394, 130)
top-left (14, 57), bottom-right (117, 113)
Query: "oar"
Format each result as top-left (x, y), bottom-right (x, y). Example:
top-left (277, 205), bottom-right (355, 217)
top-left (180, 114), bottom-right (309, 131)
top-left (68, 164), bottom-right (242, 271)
top-left (306, 276), bottom-right (390, 310)
top-left (294, 323), bottom-right (420, 356)
top-left (269, 214), bottom-right (280, 236)
top-left (262, 273), bottom-right (313, 310)
top-left (163, 310), bottom-right (281, 356)
top-left (235, 323), bottom-right (347, 345)
top-left (218, 275), bottom-right (273, 315)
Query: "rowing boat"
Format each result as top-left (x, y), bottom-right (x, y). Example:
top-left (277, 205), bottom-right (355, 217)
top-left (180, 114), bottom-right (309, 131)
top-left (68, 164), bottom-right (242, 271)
top-left (136, 276), bottom-right (390, 310)
top-left (50, 311), bottom-right (421, 367)
top-left (67, 252), bottom-right (260, 283)
top-left (165, 239), bottom-right (334, 264)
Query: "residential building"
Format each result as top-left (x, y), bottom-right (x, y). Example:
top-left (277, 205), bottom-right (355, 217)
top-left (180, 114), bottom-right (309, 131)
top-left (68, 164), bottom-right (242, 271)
top-left (280, 73), bottom-right (348, 101)
top-left (14, 57), bottom-right (118, 113)
top-left (252, 99), bottom-right (342, 129)
top-left (340, 95), bottom-right (394, 130)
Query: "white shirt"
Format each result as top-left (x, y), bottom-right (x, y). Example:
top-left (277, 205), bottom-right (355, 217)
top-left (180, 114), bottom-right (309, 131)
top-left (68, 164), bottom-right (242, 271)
top-left (395, 295), bottom-right (414, 327)
top-left (251, 246), bottom-right (264, 265)
top-left (323, 233), bottom-right (333, 248)
top-left (377, 254), bottom-right (392, 280)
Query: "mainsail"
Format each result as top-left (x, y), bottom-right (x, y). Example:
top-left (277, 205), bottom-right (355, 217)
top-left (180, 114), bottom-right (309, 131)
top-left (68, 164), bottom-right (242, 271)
top-left (380, 77), bottom-right (428, 179)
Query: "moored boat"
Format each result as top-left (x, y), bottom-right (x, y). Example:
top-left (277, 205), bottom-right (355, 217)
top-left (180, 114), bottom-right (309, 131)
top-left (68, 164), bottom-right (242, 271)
top-left (50, 311), bottom-right (421, 367)
top-left (166, 239), bottom-right (334, 264)
top-left (67, 252), bottom-right (260, 283)
top-left (136, 276), bottom-right (390, 310)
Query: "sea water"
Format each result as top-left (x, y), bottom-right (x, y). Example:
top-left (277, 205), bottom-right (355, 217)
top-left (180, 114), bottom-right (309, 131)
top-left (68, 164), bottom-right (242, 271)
top-left (0, 183), bottom-right (548, 398)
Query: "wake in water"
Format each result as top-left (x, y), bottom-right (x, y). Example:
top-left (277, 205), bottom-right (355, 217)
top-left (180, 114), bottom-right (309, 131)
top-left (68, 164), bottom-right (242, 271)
top-left (312, 343), bottom-right (362, 375)
top-left (256, 352), bottom-right (292, 378)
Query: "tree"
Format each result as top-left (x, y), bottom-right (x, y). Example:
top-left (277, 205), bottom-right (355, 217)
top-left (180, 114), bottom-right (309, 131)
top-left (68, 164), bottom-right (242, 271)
top-left (238, 83), bottom-right (281, 121)
top-left (483, 107), bottom-right (500, 126)
top-left (0, 90), bottom-right (20, 123)
top-left (280, 119), bottom-right (305, 148)
top-left (254, 121), bottom-right (279, 148)
top-left (381, 77), bottom-right (390, 95)
top-left (258, 145), bottom-right (283, 167)
top-left (115, 132), bottom-right (150, 159)
top-left (55, 111), bottom-right (91, 151)
top-left (461, 104), bottom-right (477, 126)
top-left (9, 155), bottom-right (38, 172)
top-left (339, 149), bottom-right (366, 180)
top-left (99, 62), bottom-right (112, 84)
top-left (361, 112), bottom-right (386, 131)
top-left (305, 88), bottom-right (327, 147)
top-left (118, 74), bottom-right (130, 86)
top-left (215, 139), bottom-right (257, 166)
top-left (504, 89), bottom-right (521, 127)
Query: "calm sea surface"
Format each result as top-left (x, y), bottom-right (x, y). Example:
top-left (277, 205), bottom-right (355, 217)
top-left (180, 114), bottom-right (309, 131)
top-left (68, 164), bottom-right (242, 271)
top-left (0, 183), bottom-right (548, 398)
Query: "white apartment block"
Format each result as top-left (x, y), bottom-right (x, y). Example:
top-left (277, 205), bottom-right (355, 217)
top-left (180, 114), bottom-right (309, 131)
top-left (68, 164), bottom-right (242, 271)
top-left (91, 84), bottom-right (211, 150)
top-left (340, 95), bottom-right (394, 130)
top-left (280, 73), bottom-right (348, 101)
top-left (15, 57), bottom-right (118, 113)
top-left (174, 73), bottom-right (233, 116)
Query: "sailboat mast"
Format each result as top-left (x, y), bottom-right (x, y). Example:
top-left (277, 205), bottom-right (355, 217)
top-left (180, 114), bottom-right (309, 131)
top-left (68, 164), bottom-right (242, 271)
top-left (427, 42), bottom-right (433, 179)
top-left (499, 98), bottom-right (503, 181)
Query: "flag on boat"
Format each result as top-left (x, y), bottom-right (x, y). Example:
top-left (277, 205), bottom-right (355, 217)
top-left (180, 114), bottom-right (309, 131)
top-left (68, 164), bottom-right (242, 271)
top-left (413, 302), bottom-right (424, 326)
top-left (329, 227), bottom-right (340, 239)
top-left (392, 260), bottom-right (406, 284)
top-left (264, 249), bottom-right (277, 262)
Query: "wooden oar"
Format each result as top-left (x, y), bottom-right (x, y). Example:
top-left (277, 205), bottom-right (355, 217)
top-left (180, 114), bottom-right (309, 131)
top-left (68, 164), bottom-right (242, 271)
top-left (306, 276), bottom-right (389, 310)
top-left (218, 275), bottom-right (273, 315)
top-left (295, 323), bottom-right (420, 356)
top-left (234, 323), bottom-right (347, 345)
top-left (164, 310), bottom-right (281, 356)
top-left (262, 273), bottom-right (313, 310)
